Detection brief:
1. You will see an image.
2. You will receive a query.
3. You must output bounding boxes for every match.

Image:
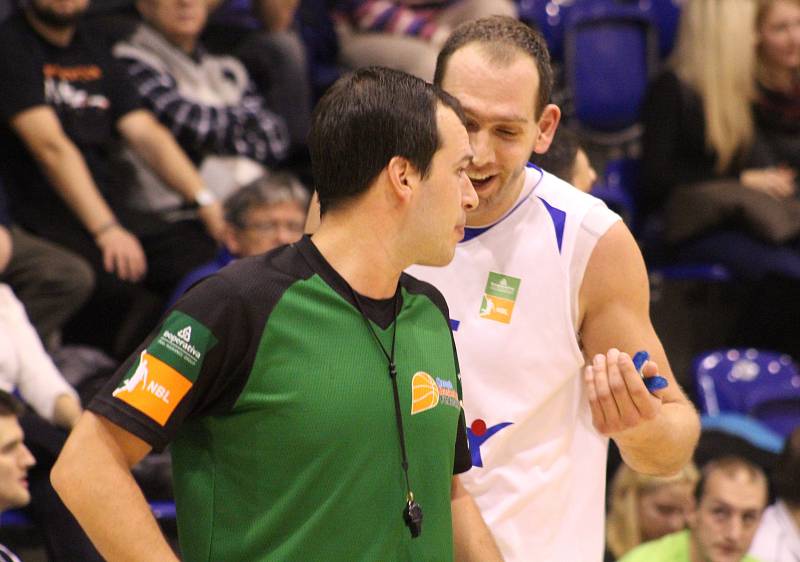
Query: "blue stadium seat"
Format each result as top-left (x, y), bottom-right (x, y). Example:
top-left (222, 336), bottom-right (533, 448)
top-left (516, 0), bottom-right (575, 62)
top-left (649, 0), bottom-right (682, 58)
top-left (564, 0), bottom-right (658, 143)
top-left (694, 348), bottom-right (800, 439)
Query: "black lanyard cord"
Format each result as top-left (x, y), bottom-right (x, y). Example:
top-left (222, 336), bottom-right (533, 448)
top-left (350, 284), bottom-right (424, 538)
top-left (349, 286), bottom-right (412, 494)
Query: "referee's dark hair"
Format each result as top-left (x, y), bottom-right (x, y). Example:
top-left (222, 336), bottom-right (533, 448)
top-left (309, 66), bottom-right (466, 215)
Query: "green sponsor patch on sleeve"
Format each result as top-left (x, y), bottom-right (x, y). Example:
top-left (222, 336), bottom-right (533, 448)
top-left (145, 310), bottom-right (219, 382)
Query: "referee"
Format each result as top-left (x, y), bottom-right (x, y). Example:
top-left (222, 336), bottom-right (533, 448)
top-left (52, 67), bottom-right (500, 561)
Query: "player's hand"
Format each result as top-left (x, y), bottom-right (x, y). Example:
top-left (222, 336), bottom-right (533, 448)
top-left (584, 348), bottom-right (666, 436)
top-left (197, 201), bottom-right (226, 242)
top-left (95, 225), bottom-right (147, 282)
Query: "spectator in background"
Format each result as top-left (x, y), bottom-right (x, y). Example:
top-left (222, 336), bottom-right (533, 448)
top-left (114, 0), bottom-right (291, 214)
top-left (529, 125), bottom-right (597, 192)
top-left (0, 178), bottom-right (94, 349)
top-left (334, 0), bottom-right (517, 81)
top-left (640, 0), bottom-right (800, 281)
top-left (620, 456), bottom-right (768, 562)
top-left (0, 0), bottom-right (225, 359)
top-left (749, 426), bottom-right (800, 562)
top-left (0, 284), bottom-right (103, 561)
top-left (606, 462), bottom-right (700, 561)
top-left (168, 171), bottom-right (308, 307)
top-left (204, 0), bottom-right (311, 153)
top-left (754, 0), bottom-right (800, 173)
top-left (0, 391), bottom-right (35, 562)
top-left (641, 0), bottom-right (800, 359)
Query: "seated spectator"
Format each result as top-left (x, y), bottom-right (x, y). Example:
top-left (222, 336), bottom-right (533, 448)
top-left (0, 390), bottom-right (35, 562)
top-left (0, 0), bottom-right (225, 359)
top-left (620, 456), bottom-right (768, 562)
top-left (204, 0), bottom-right (312, 152)
top-left (641, 0), bottom-right (800, 282)
top-left (606, 462), bottom-right (700, 561)
top-left (754, 0), bottom-right (800, 173)
top-left (0, 177), bottom-right (94, 349)
top-left (114, 0), bottom-right (291, 212)
top-left (168, 171), bottom-right (308, 306)
top-left (0, 284), bottom-right (102, 561)
top-left (529, 125), bottom-right (597, 192)
top-left (749, 426), bottom-right (800, 562)
top-left (333, 0), bottom-right (517, 81)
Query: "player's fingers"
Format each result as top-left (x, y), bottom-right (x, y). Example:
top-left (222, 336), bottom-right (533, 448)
top-left (606, 349), bottom-right (639, 428)
top-left (584, 365), bottom-right (607, 431)
top-left (618, 352), bottom-right (658, 421)
top-left (593, 353), bottom-right (621, 427)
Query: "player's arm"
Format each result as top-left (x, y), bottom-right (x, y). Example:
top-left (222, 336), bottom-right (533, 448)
top-left (579, 221), bottom-right (700, 476)
top-left (451, 476), bottom-right (502, 561)
top-left (117, 109), bottom-right (225, 241)
top-left (51, 411), bottom-right (179, 562)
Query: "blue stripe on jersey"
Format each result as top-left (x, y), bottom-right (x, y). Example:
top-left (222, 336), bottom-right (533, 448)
top-left (536, 196), bottom-right (566, 253)
top-left (449, 318), bottom-right (460, 331)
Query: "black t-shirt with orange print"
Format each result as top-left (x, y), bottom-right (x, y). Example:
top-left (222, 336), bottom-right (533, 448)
top-left (0, 13), bottom-right (141, 234)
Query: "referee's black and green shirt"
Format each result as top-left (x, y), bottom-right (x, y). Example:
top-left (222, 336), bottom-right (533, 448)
top-left (90, 236), bottom-right (471, 561)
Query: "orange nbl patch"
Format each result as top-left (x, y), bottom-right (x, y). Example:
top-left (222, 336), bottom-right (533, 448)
top-left (113, 351), bottom-right (192, 426)
top-left (411, 372), bottom-right (440, 415)
top-left (479, 294), bottom-right (516, 324)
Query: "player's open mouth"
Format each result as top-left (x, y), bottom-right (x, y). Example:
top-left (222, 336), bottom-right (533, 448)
top-left (468, 174), bottom-right (495, 190)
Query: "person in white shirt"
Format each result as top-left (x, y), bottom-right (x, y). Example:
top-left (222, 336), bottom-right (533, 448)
top-left (406, 16), bottom-right (701, 561)
top-left (749, 426), bottom-right (800, 562)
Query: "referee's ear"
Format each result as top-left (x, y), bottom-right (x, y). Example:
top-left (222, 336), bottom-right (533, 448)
top-left (386, 155), bottom-right (419, 204)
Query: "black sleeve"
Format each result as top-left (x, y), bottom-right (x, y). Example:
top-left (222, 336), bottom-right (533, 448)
top-left (453, 410), bottom-right (471, 474)
top-left (0, 20), bottom-right (47, 122)
top-left (451, 330), bottom-right (472, 474)
top-left (94, 43), bottom-right (142, 123)
top-left (89, 274), bottom-right (254, 451)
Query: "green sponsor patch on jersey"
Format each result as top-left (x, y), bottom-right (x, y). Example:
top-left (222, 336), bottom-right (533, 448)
top-left (484, 271), bottom-right (521, 300)
top-left (147, 310), bottom-right (218, 381)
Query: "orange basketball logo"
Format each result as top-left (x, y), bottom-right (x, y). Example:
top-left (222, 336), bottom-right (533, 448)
top-left (411, 372), bottom-right (440, 415)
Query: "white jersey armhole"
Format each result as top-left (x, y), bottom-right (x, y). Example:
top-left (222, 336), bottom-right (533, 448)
top-left (569, 204), bottom-right (621, 332)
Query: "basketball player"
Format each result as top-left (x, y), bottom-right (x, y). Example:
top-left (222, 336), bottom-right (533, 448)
top-left (407, 16), bottom-right (701, 561)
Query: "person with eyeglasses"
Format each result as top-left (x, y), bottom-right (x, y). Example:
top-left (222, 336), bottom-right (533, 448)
top-left (165, 172), bottom-right (309, 308)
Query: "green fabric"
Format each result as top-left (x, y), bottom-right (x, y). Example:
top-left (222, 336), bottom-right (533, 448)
top-left (619, 530), bottom-right (763, 562)
top-left (171, 275), bottom-right (463, 561)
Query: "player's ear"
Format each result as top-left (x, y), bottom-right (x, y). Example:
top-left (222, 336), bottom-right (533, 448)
top-left (532, 103), bottom-right (561, 155)
top-left (386, 156), bottom-right (419, 204)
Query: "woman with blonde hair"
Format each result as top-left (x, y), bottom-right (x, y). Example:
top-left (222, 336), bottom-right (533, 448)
top-left (640, 0), bottom-right (800, 282)
top-left (605, 463), bottom-right (700, 560)
top-left (754, 0), bottom-right (800, 171)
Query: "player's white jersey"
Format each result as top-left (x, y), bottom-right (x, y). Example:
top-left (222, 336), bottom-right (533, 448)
top-left (408, 165), bottom-right (620, 561)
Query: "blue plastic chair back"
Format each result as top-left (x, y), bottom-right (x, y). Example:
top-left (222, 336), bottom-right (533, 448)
top-left (517, 0), bottom-right (575, 62)
top-left (565, 1), bottom-right (657, 132)
top-left (694, 349), bottom-right (800, 438)
top-left (650, 0), bottom-right (682, 58)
